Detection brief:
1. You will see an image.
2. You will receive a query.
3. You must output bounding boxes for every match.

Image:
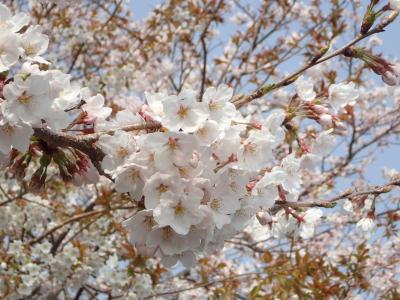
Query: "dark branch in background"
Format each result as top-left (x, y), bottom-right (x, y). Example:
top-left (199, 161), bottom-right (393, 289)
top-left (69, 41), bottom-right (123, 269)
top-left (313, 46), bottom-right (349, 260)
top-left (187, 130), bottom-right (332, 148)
top-left (275, 179), bottom-right (400, 209)
top-left (199, 35), bottom-right (207, 101)
top-left (232, 11), bottom-right (399, 109)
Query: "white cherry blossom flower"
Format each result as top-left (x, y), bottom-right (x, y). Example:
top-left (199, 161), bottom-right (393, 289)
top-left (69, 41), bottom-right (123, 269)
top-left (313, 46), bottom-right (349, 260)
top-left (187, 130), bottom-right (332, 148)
top-left (231, 197), bottom-right (258, 230)
top-left (251, 170), bottom-right (283, 209)
top-left (162, 89), bottom-right (208, 132)
top-left (389, 0), bottom-right (400, 11)
top-left (237, 130), bottom-right (277, 171)
top-left (0, 4), bottom-right (30, 32)
top-left (212, 127), bottom-right (241, 162)
top-left (123, 210), bottom-right (156, 246)
top-left (144, 92), bottom-right (166, 121)
top-left (19, 25), bottom-right (49, 64)
top-left (328, 82), bottom-right (359, 111)
top-left (262, 111), bottom-right (285, 143)
top-left (143, 172), bottom-right (184, 209)
top-left (195, 120), bottom-right (221, 146)
top-left (154, 190), bottom-right (204, 235)
top-left (312, 129), bottom-right (336, 156)
top-left (215, 167), bottom-right (250, 200)
top-left (161, 250), bottom-right (197, 268)
top-left (114, 163), bottom-right (147, 201)
top-left (0, 29), bottom-right (20, 72)
top-left (357, 217), bottom-right (376, 231)
top-left (2, 74), bottom-right (51, 125)
top-left (146, 226), bottom-right (189, 255)
top-left (207, 190), bottom-right (240, 229)
top-left (139, 132), bottom-right (197, 171)
top-left (82, 93), bottom-right (112, 123)
top-left (113, 109), bottom-right (143, 127)
top-left (98, 130), bottom-right (137, 171)
top-left (273, 153), bottom-right (302, 194)
top-left (295, 76), bottom-right (316, 101)
top-left (299, 208), bottom-right (323, 239)
top-left (0, 118), bottom-right (33, 154)
top-left (202, 84), bottom-right (236, 124)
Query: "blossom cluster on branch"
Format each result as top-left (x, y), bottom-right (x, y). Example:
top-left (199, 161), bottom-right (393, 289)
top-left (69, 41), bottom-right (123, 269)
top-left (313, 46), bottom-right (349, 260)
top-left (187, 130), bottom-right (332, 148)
top-left (0, 0), bottom-right (400, 299)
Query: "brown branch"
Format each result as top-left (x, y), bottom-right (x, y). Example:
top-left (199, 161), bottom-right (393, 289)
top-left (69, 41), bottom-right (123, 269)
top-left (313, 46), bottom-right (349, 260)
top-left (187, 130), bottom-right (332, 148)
top-left (199, 35), bottom-right (208, 101)
top-left (27, 210), bottom-right (107, 245)
top-left (29, 13), bottom-right (398, 182)
top-left (232, 11), bottom-right (399, 109)
top-left (146, 272), bottom-right (262, 298)
top-left (276, 179), bottom-right (400, 209)
top-left (32, 121), bottom-right (162, 178)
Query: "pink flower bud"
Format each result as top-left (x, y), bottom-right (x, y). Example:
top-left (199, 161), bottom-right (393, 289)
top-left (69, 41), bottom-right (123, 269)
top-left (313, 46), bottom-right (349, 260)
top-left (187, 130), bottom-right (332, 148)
top-left (256, 211), bottom-right (269, 225)
top-left (319, 114), bottom-right (333, 127)
top-left (382, 70), bottom-right (400, 86)
top-left (139, 104), bottom-right (155, 121)
top-left (313, 104), bottom-right (329, 114)
top-left (251, 122), bottom-right (263, 130)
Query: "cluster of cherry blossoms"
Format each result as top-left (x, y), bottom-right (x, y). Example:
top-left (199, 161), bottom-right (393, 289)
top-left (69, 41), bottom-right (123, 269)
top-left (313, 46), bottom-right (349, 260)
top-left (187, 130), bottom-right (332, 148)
top-left (0, 3), bottom-right (81, 152)
top-left (0, 1), bottom-right (396, 272)
top-left (98, 76), bottom-right (363, 265)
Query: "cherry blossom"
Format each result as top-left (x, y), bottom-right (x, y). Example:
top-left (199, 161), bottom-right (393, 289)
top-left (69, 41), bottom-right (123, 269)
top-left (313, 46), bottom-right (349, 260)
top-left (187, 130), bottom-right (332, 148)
top-left (142, 172), bottom-right (183, 209)
top-left (19, 25), bottom-right (49, 64)
top-left (0, 2), bottom-right (399, 298)
top-left (161, 89), bottom-right (208, 132)
top-left (98, 130), bottom-right (137, 171)
top-left (389, 0), bottom-right (400, 11)
top-left (0, 29), bottom-right (20, 72)
top-left (237, 130), bottom-right (277, 171)
top-left (114, 163), bottom-right (147, 201)
top-left (357, 217), bottom-right (376, 231)
top-left (328, 81), bottom-right (359, 111)
top-left (295, 76), bottom-right (316, 101)
top-left (154, 190), bottom-right (204, 235)
top-left (0, 117), bottom-right (33, 154)
top-left (2, 74), bottom-right (51, 125)
top-left (202, 84), bottom-right (236, 124)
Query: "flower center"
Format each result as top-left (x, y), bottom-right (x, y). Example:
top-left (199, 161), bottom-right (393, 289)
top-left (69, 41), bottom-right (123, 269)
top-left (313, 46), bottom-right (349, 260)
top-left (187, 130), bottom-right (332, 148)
top-left (177, 105), bottom-right (189, 119)
top-left (157, 183), bottom-right (168, 194)
top-left (244, 142), bottom-right (257, 154)
top-left (130, 169), bottom-right (140, 182)
top-left (116, 146), bottom-right (129, 159)
top-left (19, 93), bottom-right (32, 105)
top-left (148, 152), bottom-right (155, 162)
top-left (178, 166), bottom-right (189, 177)
top-left (209, 100), bottom-right (221, 111)
top-left (144, 216), bottom-right (156, 229)
top-left (1, 123), bottom-right (14, 136)
top-left (174, 202), bottom-right (185, 215)
top-left (162, 227), bottom-right (173, 240)
top-left (198, 127), bottom-right (207, 137)
top-left (25, 44), bottom-right (38, 56)
top-left (210, 199), bottom-right (221, 211)
top-left (168, 137), bottom-right (178, 150)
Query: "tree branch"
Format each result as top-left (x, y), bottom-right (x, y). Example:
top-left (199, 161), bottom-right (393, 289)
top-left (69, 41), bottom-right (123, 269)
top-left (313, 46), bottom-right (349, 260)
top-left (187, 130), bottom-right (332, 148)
top-left (232, 11), bottom-right (399, 109)
top-left (276, 178), bottom-right (400, 209)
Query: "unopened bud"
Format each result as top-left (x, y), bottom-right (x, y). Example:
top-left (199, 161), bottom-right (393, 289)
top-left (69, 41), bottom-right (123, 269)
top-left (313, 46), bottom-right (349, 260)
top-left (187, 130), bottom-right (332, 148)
top-left (361, 9), bottom-right (376, 34)
top-left (382, 70), bottom-right (400, 86)
top-left (319, 114), bottom-right (333, 127)
top-left (313, 104), bottom-right (329, 114)
top-left (256, 211), bottom-right (270, 226)
top-left (29, 167), bottom-right (47, 193)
